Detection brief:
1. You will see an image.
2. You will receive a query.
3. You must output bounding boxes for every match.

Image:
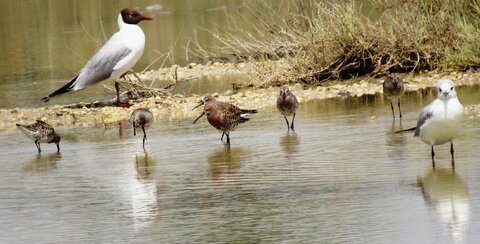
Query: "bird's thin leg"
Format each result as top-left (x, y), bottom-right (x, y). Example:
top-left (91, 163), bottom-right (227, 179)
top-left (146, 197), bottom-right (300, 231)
top-left (390, 101), bottom-right (395, 118)
top-left (133, 122), bottom-right (136, 136)
top-left (283, 116), bottom-right (290, 131)
top-left (431, 146), bottom-right (435, 170)
top-left (450, 142), bottom-right (455, 169)
top-left (115, 81), bottom-right (121, 104)
top-left (226, 132), bottom-right (230, 147)
top-left (291, 113), bottom-right (296, 131)
top-left (220, 132), bottom-right (225, 142)
top-left (142, 126), bottom-right (147, 149)
top-left (398, 99), bottom-right (402, 118)
top-left (35, 141), bottom-right (41, 153)
top-left (115, 81), bottom-right (131, 108)
top-left (56, 143), bottom-right (60, 153)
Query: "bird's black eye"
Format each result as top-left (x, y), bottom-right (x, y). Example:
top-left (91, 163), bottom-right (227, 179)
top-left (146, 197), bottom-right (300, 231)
top-left (439, 88), bottom-right (442, 92)
top-left (450, 87), bottom-right (453, 91)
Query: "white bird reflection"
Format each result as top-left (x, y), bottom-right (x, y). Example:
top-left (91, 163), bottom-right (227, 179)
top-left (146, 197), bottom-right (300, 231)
top-left (131, 153), bottom-right (158, 231)
top-left (418, 168), bottom-right (470, 244)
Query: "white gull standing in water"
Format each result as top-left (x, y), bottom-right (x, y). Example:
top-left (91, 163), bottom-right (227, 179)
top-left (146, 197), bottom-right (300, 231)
top-left (413, 79), bottom-right (464, 168)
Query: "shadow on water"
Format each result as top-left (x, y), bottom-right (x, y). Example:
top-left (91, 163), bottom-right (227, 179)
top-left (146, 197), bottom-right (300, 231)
top-left (417, 167), bottom-right (470, 244)
top-left (22, 152), bottom-right (61, 172)
top-left (132, 152), bottom-right (158, 231)
top-left (279, 132), bottom-right (300, 157)
top-left (207, 147), bottom-right (247, 181)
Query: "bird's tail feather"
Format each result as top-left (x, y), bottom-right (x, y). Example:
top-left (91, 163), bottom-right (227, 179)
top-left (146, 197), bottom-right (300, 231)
top-left (41, 75), bottom-right (79, 102)
top-left (395, 127), bottom-right (416, 133)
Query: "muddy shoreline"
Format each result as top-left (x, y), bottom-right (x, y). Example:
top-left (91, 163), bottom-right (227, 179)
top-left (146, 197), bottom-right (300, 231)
top-left (1, 64), bottom-right (479, 130)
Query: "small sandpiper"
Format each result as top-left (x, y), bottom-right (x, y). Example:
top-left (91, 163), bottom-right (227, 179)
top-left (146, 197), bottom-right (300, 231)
top-left (130, 108), bottom-right (154, 149)
top-left (193, 95), bottom-right (257, 146)
top-left (383, 73), bottom-right (405, 118)
top-left (276, 86), bottom-right (299, 131)
top-left (16, 120), bottom-right (61, 153)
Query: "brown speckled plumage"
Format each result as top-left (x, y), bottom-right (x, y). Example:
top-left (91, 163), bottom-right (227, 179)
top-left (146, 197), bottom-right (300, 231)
top-left (193, 95), bottom-right (257, 146)
top-left (383, 73), bottom-right (405, 118)
top-left (130, 108), bottom-right (154, 149)
top-left (277, 86), bottom-right (299, 131)
top-left (16, 120), bottom-right (61, 152)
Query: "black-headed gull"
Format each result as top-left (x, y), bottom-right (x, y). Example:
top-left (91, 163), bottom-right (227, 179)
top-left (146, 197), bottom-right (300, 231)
top-left (383, 73), bottom-right (405, 118)
top-left (42, 8), bottom-right (153, 107)
top-left (414, 79), bottom-right (464, 168)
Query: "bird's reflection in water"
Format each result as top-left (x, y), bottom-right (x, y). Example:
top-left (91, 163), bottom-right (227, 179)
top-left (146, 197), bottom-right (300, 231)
top-left (23, 152), bottom-right (61, 172)
top-left (131, 153), bottom-right (158, 231)
top-left (207, 147), bottom-right (246, 182)
top-left (279, 132), bottom-right (300, 157)
top-left (417, 167), bottom-right (470, 243)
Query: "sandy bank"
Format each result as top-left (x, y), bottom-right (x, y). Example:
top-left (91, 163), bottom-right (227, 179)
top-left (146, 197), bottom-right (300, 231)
top-left (1, 66), bottom-right (479, 130)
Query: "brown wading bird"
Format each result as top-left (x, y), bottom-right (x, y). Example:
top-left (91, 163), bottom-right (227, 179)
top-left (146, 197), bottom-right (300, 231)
top-left (276, 86), bottom-right (299, 131)
top-left (383, 73), bottom-right (405, 118)
top-left (193, 95), bottom-right (258, 146)
top-left (16, 120), bottom-right (61, 153)
top-left (41, 8), bottom-right (153, 107)
top-left (130, 108), bottom-right (154, 149)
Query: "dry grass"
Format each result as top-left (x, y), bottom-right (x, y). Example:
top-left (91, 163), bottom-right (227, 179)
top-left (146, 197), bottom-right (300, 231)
top-left (195, 0), bottom-right (480, 86)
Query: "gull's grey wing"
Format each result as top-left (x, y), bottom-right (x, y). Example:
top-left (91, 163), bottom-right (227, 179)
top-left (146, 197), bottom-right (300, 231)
top-left (73, 35), bottom-right (132, 90)
top-left (414, 107), bottom-right (433, 137)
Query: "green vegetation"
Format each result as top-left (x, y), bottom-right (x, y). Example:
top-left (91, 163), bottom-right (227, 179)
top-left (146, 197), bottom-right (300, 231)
top-left (202, 0), bottom-right (480, 86)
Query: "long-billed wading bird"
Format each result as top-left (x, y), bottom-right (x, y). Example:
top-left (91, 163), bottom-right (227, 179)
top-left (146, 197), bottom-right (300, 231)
top-left (277, 86), bottom-right (299, 131)
top-left (383, 73), bottom-right (406, 118)
top-left (130, 108), bottom-right (154, 149)
top-left (16, 120), bottom-right (61, 153)
top-left (41, 8), bottom-right (153, 107)
top-left (399, 79), bottom-right (464, 169)
top-left (193, 95), bottom-right (257, 147)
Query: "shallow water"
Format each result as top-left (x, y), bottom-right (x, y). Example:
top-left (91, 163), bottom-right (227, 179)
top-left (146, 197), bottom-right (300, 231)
top-left (1, 86), bottom-right (479, 243)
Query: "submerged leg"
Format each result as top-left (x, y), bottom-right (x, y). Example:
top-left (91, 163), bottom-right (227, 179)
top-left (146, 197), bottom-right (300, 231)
top-left (431, 146), bottom-right (435, 169)
top-left (450, 142), bottom-right (455, 169)
top-left (390, 101), bottom-right (395, 118)
top-left (220, 132), bottom-right (225, 142)
top-left (283, 116), bottom-right (290, 131)
top-left (291, 113), bottom-right (296, 131)
top-left (142, 126), bottom-right (147, 149)
top-left (398, 99), bottom-right (402, 118)
top-left (225, 132), bottom-right (230, 147)
top-left (35, 141), bottom-right (41, 152)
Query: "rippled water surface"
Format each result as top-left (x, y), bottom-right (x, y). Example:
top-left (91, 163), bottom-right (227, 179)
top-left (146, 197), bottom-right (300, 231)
top-left (1, 86), bottom-right (480, 243)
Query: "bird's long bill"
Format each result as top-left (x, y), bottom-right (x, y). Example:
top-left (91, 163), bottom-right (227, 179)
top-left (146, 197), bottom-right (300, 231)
top-left (140, 16), bottom-right (154, 21)
top-left (193, 112), bottom-right (205, 124)
top-left (192, 101), bottom-right (204, 111)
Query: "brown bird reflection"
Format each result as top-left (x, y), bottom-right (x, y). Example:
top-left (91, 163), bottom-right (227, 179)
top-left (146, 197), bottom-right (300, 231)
top-left (23, 152), bottom-right (61, 172)
top-left (279, 132), bottom-right (300, 156)
top-left (207, 147), bottom-right (247, 181)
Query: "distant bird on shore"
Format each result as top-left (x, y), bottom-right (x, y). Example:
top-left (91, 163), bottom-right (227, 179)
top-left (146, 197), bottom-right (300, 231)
top-left (193, 95), bottom-right (257, 146)
top-left (399, 79), bottom-right (464, 168)
top-left (41, 8), bottom-right (153, 107)
top-left (383, 73), bottom-right (405, 118)
top-left (130, 108), bottom-right (154, 149)
top-left (276, 86), bottom-right (299, 131)
top-left (16, 120), bottom-right (61, 153)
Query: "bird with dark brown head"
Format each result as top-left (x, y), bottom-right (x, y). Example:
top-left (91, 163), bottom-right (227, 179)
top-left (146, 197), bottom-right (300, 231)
top-left (277, 86), bottom-right (299, 131)
top-left (193, 95), bottom-right (258, 147)
top-left (121, 8), bottom-right (154, 24)
top-left (383, 73), bottom-right (405, 118)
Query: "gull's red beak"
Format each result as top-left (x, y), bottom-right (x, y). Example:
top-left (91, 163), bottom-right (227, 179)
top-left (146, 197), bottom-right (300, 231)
top-left (140, 15), bottom-right (154, 21)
